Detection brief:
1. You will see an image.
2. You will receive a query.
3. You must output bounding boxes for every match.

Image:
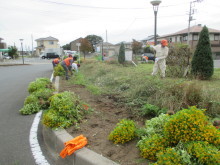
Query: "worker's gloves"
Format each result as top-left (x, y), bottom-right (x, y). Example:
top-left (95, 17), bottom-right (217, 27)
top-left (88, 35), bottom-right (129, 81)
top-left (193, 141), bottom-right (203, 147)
top-left (155, 58), bottom-right (159, 62)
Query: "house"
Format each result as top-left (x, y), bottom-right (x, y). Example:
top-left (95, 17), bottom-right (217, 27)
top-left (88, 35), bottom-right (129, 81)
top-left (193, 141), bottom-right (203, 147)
top-left (114, 41), bottom-right (132, 55)
top-left (0, 38), bottom-right (7, 49)
top-left (141, 35), bottom-right (159, 46)
top-left (35, 36), bottom-right (60, 56)
top-left (70, 38), bottom-right (83, 52)
top-left (157, 24), bottom-right (220, 59)
top-left (96, 42), bottom-right (116, 56)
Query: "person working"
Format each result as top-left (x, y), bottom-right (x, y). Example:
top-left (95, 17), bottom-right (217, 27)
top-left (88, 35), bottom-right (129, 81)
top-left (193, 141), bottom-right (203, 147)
top-left (52, 57), bottom-right (60, 68)
top-left (60, 55), bottom-right (73, 80)
top-left (151, 40), bottom-right (169, 78)
top-left (72, 56), bottom-right (79, 73)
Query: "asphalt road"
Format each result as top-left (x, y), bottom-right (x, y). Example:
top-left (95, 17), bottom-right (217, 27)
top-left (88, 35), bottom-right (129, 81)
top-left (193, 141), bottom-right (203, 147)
top-left (0, 63), bottom-right (52, 165)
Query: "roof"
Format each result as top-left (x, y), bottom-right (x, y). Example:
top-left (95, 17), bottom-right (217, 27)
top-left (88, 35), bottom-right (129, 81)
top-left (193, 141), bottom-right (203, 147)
top-left (115, 41), bottom-right (132, 45)
top-left (159, 24), bottom-right (220, 38)
top-left (35, 36), bottom-right (59, 41)
top-left (142, 35), bottom-right (159, 41)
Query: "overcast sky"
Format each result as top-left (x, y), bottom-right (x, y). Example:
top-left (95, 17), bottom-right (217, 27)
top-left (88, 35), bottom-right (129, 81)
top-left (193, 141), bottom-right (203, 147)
top-left (1, 0), bottom-right (220, 50)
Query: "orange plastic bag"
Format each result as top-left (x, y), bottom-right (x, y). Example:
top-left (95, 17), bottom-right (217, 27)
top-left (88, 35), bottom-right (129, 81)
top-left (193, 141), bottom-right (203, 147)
top-left (60, 135), bottom-right (87, 158)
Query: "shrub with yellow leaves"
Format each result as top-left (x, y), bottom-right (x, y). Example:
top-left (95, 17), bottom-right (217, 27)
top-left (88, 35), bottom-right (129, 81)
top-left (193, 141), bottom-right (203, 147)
top-left (164, 106), bottom-right (220, 146)
top-left (153, 148), bottom-right (186, 165)
top-left (185, 141), bottom-right (220, 165)
top-left (137, 134), bottom-right (169, 161)
top-left (108, 119), bottom-right (136, 144)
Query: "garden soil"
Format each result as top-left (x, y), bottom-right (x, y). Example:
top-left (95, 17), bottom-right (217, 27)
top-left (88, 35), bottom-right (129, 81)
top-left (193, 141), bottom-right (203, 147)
top-left (59, 79), bottom-right (150, 165)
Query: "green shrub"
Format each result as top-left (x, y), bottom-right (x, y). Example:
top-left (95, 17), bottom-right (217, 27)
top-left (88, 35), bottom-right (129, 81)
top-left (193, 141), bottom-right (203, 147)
top-left (154, 148), bottom-right (188, 165)
top-left (32, 88), bottom-right (54, 100)
top-left (185, 141), bottom-right (220, 165)
top-left (42, 110), bottom-right (73, 129)
top-left (109, 119), bottom-right (136, 144)
top-left (20, 103), bottom-right (41, 115)
top-left (118, 42), bottom-right (125, 64)
top-left (164, 106), bottom-right (220, 146)
top-left (137, 134), bottom-right (168, 161)
top-left (24, 95), bottom-right (38, 105)
top-left (43, 91), bottom-right (91, 129)
top-left (191, 26), bottom-right (214, 80)
top-left (54, 64), bottom-right (65, 77)
top-left (140, 104), bottom-right (166, 117)
top-left (143, 114), bottom-right (171, 137)
top-left (28, 78), bottom-right (52, 94)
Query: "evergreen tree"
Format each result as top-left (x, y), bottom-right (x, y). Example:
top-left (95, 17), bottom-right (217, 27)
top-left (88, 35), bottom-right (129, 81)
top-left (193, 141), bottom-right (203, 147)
top-left (191, 26), bottom-right (213, 80)
top-left (118, 42), bottom-right (125, 64)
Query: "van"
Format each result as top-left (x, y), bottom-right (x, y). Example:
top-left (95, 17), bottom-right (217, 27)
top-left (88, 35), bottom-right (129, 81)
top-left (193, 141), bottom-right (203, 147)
top-left (40, 53), bottom-right (60, 59)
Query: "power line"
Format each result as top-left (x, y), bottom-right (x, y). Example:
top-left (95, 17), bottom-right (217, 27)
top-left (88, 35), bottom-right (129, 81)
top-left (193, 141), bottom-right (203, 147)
top-left (38, 0), bottom-right (188, 10)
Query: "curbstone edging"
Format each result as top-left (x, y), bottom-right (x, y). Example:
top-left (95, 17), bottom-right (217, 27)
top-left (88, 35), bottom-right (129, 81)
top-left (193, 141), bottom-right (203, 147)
top-left (42, 76), bottom-right (119, 165)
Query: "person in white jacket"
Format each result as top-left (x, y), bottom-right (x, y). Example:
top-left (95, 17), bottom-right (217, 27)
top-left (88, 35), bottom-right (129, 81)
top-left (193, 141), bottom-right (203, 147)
top-left (151, 40), bottom-right (169, 78)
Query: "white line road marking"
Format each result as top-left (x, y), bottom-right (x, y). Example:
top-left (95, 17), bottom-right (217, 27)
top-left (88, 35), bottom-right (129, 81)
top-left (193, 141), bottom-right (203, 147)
top-left (29, 74), bottom-right (54, 165)
top-left (29, 110), bottom-right (50, 165)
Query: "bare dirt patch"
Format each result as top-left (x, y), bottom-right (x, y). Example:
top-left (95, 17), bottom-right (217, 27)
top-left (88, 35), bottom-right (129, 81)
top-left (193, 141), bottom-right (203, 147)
top-left (59, 79), bottom-right (149, 165)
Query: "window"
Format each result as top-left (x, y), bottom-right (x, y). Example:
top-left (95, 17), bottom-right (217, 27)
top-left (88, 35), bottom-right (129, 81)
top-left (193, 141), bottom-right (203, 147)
top-left (49, 41), bottom-right (54, 45)
top-left (169, 38), bottom-right (172, 43)
top-left (183, 35), bottom-right (188, 41)
top-left (214, 34), bottom-right (219, 41)
top-left (193, 34), bottom-right (199, 41)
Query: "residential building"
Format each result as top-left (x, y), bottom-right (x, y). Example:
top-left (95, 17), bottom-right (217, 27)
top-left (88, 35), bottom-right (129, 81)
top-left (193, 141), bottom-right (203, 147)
top-left (70, 38), bottom-right (83, 52)
top-left (141, 35), bottom-right (159, 46)
top-left (0, 38), bottom-right (7, 49)
top-left (35, 36), bottom-right (60, 56)
top-left (96, 42), bottom-right (116, 56)
top-left (114, 41), bottom-right (132, 55)
top-left (157, 24), bottom-right (220, 59)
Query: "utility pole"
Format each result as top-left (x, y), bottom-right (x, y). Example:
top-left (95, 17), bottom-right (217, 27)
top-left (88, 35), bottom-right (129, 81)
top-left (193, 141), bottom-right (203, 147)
top-left (31, 34), bottom-right (34, 56)
top-left (187, 0), bottom-right (203, 46)
top-left (106, 30), bottom-right (108, 56)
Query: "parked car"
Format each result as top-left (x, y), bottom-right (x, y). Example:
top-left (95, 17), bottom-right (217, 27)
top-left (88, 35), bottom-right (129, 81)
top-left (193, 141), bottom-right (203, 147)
top-left (40, 53), bottom-right (60, 59)
top-left (3, 55), bottom-right (12, 59)
top-left (141, 53), bottom-right (155, 61)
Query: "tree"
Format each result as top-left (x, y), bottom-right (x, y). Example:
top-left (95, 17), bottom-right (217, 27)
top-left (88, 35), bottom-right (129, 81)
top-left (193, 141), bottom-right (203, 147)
top-left (191, 26), bottom-right (213, 80)
top-left (85, 35), bottom-right (103, 52)
top-left (118, 42), bottom-right (125, 64)
top-left (80, 38), bottom-right (93, 59)
top-left (62, 43), bottom-right (71, 50)
top-left (144, 46), bottom-right (154, 53)
top-left (8, 46), bottom-right (19, 59)
top-left (131, 39), bottom-right (143, 54)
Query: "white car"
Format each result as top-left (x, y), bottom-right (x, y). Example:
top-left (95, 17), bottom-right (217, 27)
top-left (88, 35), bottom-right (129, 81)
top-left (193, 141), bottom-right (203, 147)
top-left (3, 55), bottom-right (12, 59)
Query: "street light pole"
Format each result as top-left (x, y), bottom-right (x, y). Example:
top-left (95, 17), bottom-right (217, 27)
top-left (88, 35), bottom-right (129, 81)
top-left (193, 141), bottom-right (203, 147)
top-left (76, 43), bottom-right (81, 64)
top-left (19, 39), bottom-right (24, 64)
top-left (150, 0), bottom-right (161, 46)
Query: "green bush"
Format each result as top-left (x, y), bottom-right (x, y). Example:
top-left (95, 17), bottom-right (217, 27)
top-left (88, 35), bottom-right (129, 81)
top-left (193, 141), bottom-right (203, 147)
top-left (109, 119), bottom-right (136, 144)
top-left (118, 42), bottom-right (125, 64)
top-left (42, 110), bottom-right (73, 129)
top-left (144, 114), bottom-right (171, 137)
top-left (24, 95), bottom-right (38, 105)
top-left (137, 134), bottom-right (168, 161)
top-left (28, 78), bottom-right (52, 94)
top-left (191, 26), bottom-right (214, 80)
top-left (140, 104), bottom-right (167, 117)
top-left (43, 91), bottom-right (91, 129)
top-left (164, 106), bottom-right (220, 146)
top-left (185, 141), bottom-right (220, 165)
top-left (20, 103), bottom-right (41, 115)
top-left (153, 148), bottom-right (192, 165)
top-left (54, 64), bottom-right (65, 77)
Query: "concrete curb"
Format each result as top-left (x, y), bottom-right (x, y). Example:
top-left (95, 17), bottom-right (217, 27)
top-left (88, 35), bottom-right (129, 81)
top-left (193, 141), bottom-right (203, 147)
top-left (42, 76), bottom-right (119, 165)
